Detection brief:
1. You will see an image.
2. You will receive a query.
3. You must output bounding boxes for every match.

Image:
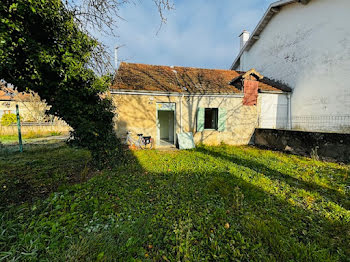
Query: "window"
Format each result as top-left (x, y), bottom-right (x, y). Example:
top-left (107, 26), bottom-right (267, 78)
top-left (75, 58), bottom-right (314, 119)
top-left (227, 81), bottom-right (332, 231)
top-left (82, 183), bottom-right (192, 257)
top-left (204, 108), bottom-right (218, 130)
top-left (197, 107), bottom-right (226, 132)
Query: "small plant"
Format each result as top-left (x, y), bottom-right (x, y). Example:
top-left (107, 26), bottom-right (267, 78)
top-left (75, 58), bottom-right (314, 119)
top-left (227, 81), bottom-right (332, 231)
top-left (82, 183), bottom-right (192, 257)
top-left (80, 162), bottom-right (90, 182)
top-left (0, 113), bottom-right (16, 126)
top-left (310, 146), bottom-right (320, 161)
top-left (232, 186), bottom-right (244, 212)
top-left (173, 218), bottom-right (193, 261)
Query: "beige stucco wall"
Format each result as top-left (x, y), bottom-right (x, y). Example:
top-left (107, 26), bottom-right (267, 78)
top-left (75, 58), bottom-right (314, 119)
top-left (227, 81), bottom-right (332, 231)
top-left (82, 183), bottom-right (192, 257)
top-left (0, 101), bottom-right (29, 118)
top-left (0, 101), bottom-right (47, 122)
top-left (112, 93), bottom-right (260, 147)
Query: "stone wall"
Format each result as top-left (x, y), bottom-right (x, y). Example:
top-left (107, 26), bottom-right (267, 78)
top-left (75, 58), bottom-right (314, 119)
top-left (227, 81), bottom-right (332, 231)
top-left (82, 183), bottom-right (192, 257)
top-left (254, 128), bottom-right (350, 163)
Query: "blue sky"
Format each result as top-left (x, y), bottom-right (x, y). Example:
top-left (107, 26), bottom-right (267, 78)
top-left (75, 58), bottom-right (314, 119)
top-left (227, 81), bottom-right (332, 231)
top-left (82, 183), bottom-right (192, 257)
top-left (101, 0), bottom-right (276, 70)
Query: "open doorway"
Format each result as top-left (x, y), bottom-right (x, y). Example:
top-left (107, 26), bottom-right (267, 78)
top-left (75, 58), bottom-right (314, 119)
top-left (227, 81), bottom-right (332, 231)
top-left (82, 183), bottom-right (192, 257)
top-left (158, 110), bottom-right (175, 146)
top-left (157, 108), bottom-right (175, 146)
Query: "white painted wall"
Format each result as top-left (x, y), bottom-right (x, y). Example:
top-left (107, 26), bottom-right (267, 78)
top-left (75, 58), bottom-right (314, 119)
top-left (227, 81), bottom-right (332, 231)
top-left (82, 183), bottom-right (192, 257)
top-left (259, 93), bottom-right (288, 129)
top-left (240, 30), bottom-right (250, 50)
top-left (238, 0), bottom-right (350, 133)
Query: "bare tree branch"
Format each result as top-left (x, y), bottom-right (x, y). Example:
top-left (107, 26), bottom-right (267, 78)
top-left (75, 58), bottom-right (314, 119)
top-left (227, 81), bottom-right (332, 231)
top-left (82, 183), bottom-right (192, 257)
top-left (64, 0), bottom-right (174, 74)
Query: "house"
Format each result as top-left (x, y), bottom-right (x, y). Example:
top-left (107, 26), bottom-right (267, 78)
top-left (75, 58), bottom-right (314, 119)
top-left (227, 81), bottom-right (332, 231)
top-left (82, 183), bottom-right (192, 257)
top-left (0, 84), bottom-right (70, 136)
top-left (0, 85), bottom-right (31, 119)
top-left (231, 0), bottom-right (350, 133)
top-left (111, 62), bottom-right (291, 147)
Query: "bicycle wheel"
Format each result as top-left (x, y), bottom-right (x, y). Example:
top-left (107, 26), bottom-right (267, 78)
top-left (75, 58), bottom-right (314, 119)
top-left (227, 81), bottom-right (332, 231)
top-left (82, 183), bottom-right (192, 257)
top-left (141, 138), bottom-right (153, 149)
top-left (145, 138), bottom-right (153, 149)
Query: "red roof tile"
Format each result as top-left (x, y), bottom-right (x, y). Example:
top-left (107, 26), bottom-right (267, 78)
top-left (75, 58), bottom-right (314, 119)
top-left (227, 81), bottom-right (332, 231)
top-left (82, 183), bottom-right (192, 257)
top-left (112, 63), bottom-right (290, 94)
top-left (0, 85), bottom-right (31, 101)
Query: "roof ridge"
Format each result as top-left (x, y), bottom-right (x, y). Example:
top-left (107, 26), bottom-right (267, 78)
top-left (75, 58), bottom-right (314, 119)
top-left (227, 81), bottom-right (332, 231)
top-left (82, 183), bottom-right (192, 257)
top-left (121, 62), bottom-right (241, 73)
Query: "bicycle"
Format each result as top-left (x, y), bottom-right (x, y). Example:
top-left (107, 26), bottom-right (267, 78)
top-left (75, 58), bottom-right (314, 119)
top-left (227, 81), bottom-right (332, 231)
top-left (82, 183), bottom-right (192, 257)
top-left (125, 131), bottom-right (154, 149)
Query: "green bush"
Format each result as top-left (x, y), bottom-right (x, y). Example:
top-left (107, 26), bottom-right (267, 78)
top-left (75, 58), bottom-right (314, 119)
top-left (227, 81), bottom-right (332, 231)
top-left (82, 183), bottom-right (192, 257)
top-left (0, 113), bottom-right (16, 126)
top-left (0, 0), bottom-right (124, 167)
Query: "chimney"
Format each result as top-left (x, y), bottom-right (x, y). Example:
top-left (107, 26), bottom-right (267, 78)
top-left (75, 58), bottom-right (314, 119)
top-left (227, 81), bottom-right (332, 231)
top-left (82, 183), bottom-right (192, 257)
top-left (239, 30), bottom-right (250, 50)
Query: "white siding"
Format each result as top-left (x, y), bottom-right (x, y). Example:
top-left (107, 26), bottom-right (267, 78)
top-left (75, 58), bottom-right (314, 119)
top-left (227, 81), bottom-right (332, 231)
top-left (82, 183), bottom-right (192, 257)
top-left (239, 0), bottom-right (350, 133)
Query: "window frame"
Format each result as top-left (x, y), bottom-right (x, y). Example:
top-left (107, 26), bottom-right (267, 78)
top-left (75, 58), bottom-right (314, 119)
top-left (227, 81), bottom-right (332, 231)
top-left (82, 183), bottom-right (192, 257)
top-left (204, 108), bottom-right (219, 130)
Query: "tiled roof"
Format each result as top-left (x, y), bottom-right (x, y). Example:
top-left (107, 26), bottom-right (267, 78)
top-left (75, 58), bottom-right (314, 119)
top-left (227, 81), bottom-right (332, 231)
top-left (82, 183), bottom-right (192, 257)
top-left (229, 73), bottom-right (292, 93)
top-left (0, 85), bottom-right (31, 101)
top-left (112, 63), bottom-right (290, 94)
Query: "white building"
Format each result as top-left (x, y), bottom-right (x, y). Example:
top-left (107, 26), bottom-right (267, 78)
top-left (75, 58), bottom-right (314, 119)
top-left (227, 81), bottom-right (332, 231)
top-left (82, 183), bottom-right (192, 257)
top-left (231, 0), bottom-right (350, 133)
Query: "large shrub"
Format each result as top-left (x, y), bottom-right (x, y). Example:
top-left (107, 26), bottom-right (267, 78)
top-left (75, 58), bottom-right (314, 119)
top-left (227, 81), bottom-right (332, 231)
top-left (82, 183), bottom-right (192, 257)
top-left (0, 113), bottom-right (16, 126)
top-left (0, 0), bottom-right (124, 166)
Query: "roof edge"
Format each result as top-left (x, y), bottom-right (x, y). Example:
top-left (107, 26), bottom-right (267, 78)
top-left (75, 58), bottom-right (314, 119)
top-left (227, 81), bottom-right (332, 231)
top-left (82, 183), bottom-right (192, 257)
top-left (109, 89), bottom-right (245, 97)
top-left (230, 0), bottom-right (311, 70)
top-left (120, 62), bottom-right (241, 73)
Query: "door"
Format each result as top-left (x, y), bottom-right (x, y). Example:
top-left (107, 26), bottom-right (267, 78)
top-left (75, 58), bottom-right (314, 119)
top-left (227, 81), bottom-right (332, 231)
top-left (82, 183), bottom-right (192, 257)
top-left (259, 94), bottom-right (288, 129)
top-left (158, 110), bottom-right (175, 144)
top-left (156, 103), bottom-right (176, 146)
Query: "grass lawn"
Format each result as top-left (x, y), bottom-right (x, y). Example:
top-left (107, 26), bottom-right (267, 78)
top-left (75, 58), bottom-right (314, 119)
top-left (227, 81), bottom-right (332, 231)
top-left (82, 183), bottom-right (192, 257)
top-left (0, 143), bottom-right (349, 261)
top-left (0, 131), bottom-right (63, 144)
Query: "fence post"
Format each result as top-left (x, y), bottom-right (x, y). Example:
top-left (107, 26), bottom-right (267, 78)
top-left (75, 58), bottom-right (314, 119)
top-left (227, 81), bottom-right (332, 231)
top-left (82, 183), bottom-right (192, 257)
top-left (16, 104), bottom-right (23, 152)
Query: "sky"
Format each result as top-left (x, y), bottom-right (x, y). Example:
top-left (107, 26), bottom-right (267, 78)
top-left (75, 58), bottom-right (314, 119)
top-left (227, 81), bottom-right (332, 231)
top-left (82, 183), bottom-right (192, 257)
top-left (101, 0), bottom-right (277, 70)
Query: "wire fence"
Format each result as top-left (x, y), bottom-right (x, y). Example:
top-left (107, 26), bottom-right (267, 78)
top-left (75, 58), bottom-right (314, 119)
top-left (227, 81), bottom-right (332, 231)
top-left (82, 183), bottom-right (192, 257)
top-left (6, 120), bottom-right (68, 127)
top-left (292, 115), bottom-right (350, 133)
top-left (259, 115), bottom-right (350, 134)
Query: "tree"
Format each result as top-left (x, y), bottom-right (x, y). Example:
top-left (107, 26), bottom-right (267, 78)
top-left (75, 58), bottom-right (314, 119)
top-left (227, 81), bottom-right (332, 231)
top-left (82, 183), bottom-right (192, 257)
top-left (17, 91), bottom-right (49, 123)
top-left (65, 0), bottom-right (173, 74)
top-left (0, 0), bottom-right (121, 166)
top-left (0, 0), bottom-right (172, 166)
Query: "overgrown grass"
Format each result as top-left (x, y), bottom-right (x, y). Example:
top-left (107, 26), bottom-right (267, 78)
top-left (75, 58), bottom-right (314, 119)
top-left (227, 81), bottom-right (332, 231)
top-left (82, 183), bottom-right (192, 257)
top-left (0, 131), bottom-right (63, 144)
top-left (0, 143), bottom-right (349, 261)
top-left (0, 143), bottom-right (93, 206)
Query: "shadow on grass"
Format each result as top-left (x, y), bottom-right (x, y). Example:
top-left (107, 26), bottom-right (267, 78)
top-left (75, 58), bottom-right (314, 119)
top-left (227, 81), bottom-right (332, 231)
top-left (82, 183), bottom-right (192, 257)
top-left (196, 146), bottom-right (350, 210)
top-left (127, 148), bottom-right (349, 261)
top-left (1, 143), bottom-right (349, 261)
top-left (0, 142), bottom-right (96, 207)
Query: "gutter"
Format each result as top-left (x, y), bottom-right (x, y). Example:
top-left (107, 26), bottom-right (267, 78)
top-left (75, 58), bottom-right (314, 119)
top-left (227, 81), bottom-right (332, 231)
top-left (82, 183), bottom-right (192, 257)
top-left (259, 90), bottom-right (290, 94)
top-left (230, 0), bottom-right (311, 70)
top-left (110, 89), bottom-right (244, 98)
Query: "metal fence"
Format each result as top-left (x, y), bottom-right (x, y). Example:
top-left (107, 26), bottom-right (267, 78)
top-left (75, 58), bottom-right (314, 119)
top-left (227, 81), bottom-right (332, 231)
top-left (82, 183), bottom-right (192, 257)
top-left (1, 121), bottom-right (71, 136)
top-left (259, 115), bottom-right (350, 134)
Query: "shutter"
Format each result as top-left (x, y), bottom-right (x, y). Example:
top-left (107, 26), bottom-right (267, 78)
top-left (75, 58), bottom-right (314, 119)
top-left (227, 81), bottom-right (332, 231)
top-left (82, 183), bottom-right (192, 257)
top-left (197, 108), bottom-right (205, 132)
top-left (218, 108), bottom-right (226, 132)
